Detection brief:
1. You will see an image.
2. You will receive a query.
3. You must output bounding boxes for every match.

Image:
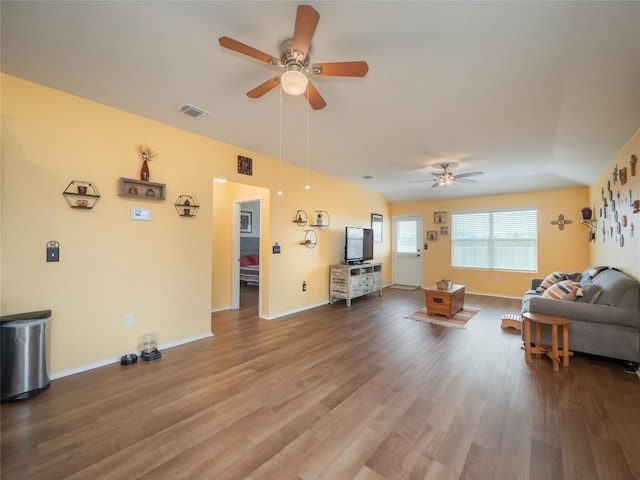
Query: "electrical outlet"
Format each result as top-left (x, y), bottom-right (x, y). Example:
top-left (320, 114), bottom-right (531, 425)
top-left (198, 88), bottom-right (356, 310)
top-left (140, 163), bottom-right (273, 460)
top-left (124, 314), bottom-right (133, 327)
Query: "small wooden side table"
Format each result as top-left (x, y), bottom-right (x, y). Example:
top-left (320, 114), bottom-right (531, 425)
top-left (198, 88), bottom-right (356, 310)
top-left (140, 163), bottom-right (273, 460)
top-left (424, 284), bottom-right (465, 318)
top-left (521, 312), bottom-right (573, 372)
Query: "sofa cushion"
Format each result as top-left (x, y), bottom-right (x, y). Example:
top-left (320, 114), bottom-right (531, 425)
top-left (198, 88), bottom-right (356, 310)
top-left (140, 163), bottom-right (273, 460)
top-left (592, 269), bottom-right (640, 311)
top-left (537, 271), bottom-right (569, 293)
top-left (542, 280), bottom-right (583, 301)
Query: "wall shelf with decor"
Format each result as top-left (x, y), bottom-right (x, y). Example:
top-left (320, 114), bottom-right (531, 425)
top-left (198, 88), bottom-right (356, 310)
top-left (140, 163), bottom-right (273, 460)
top-left (300, 230), bottom-right (317, 248)
top-left (580, 219), bottom-right (597, 230)
top-left (293, 210), bottom-right (308, 226)
top-left (175, 195), bottom-right (200, 217)
top-left (118, 177), bottom-right (166, 200)
top-left (580, 219), bottom-right (597, 242)
top-left (310, 210), bottom-right (330, 230)
top-left (62, 180), bottom-right (101, 209)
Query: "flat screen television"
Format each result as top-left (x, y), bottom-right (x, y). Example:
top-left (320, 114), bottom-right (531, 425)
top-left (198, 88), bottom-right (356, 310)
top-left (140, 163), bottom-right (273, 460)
top-left (344, 227), bottom-right (374, 264)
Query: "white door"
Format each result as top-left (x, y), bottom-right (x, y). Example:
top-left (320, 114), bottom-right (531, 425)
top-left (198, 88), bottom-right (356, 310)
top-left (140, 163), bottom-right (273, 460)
top-left (392, 215), bottom-right (423, 286)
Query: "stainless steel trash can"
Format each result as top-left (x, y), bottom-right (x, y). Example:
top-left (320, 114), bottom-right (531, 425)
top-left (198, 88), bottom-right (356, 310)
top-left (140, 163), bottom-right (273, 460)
top-left (1, 310), bottom-right (51, 403)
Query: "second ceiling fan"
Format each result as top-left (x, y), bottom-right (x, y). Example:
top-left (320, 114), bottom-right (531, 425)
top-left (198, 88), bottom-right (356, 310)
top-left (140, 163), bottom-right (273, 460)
top-left (409, 163), bottom-right (484, 188)
top-left (219, 4), bottom-right (369, 110)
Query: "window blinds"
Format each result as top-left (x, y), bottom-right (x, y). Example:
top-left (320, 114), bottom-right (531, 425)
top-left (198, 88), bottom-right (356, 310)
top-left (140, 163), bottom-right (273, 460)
top-left (451, 209), bottom-right (538, 272)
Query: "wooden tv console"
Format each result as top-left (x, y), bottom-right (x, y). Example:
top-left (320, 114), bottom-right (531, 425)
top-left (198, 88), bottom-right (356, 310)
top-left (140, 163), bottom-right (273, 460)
top-left (329, 263), bottom-right (383, 306)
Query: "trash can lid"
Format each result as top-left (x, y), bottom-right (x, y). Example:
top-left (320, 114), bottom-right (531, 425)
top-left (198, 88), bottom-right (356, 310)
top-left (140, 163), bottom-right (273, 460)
top-left (0, 310), bottom-right (52, 323)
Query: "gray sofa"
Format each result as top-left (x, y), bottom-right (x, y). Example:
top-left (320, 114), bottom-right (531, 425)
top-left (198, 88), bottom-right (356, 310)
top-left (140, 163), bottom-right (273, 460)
top-left (521, 266), bottom-right (640, 363)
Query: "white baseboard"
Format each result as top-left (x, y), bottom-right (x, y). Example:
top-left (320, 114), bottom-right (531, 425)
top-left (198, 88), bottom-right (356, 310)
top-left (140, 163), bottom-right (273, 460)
top-left (50, 331), bottom-right (214, 380)
top-left (262, 301), bottom-right (329, 320)
top-left (465, 290), bottom-right (523, 300)
top-left (211, 305), bottom-right (231, 313)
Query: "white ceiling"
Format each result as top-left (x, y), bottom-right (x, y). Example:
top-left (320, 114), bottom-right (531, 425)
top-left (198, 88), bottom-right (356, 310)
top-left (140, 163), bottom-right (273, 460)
top-left (2, 1), bottom-right (639, 202)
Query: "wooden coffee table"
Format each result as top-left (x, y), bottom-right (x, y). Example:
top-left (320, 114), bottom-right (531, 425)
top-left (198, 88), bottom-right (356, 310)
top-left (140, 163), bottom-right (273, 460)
top-left (424, 284), bottom-right (465, 318)
top-left (521, 312), bottom-right (572, 372)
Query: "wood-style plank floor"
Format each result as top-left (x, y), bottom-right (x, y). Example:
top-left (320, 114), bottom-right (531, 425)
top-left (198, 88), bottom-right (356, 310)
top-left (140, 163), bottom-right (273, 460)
top-left (1, 287), bottom-right (639, 479)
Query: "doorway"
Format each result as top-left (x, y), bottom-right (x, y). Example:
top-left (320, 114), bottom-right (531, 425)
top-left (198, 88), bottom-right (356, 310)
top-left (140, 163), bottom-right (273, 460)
top-left (233, 199), bottom-right (261, 312)
top-left (392, 215), bottom-right (423, 287)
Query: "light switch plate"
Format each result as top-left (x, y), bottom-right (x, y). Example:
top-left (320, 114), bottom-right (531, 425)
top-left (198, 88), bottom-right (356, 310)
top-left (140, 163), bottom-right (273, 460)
top-left (131, 208), bottom-right (151, 221)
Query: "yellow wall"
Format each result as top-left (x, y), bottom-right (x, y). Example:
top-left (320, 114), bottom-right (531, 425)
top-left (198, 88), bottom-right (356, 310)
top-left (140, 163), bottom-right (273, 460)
top-left (589, 129), bottom-right (640, 280)
top-left (390, 187), bottom-right (591, 297)
top-left (1, 74), bottom-right (390, 374)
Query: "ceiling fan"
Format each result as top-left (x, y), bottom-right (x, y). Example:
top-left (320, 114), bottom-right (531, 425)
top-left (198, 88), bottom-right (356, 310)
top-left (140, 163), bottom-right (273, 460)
top-left (409, 163), bottom-right (484, 188)
top-left (218, 4), bottom-right (369, 110)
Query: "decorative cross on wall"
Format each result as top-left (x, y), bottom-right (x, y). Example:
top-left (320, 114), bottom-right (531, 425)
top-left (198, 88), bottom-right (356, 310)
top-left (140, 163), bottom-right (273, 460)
top-left (550, 214), bottom-right (573, 231)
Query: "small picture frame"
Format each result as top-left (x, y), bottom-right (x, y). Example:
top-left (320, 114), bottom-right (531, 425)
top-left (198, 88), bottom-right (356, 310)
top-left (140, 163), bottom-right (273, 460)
top-left (440, 226), bottom-right (449, 235)
top-left (434, 211), bottom-right (447, 224)
top-left (427, 230), bottom-right (438, 241)
top-left (240, 211), bottom-right (252, 233)
top-left (237, 155), bottom-right (253, 176)
top-left (371, 213), bottom-right (383, 242)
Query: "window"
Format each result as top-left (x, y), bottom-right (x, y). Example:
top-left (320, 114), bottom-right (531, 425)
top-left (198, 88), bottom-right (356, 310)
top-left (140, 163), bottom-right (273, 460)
top-left (451, 209), bottom-right (537, 272)
top-left (395, 219), bottom-right (419, 253)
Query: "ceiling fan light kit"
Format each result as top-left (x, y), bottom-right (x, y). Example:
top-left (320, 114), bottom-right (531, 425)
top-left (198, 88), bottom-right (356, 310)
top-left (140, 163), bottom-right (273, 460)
top-left (219, 4), bottom-right (369, 110)
top-left (281, 67), bottom-right (308, 96)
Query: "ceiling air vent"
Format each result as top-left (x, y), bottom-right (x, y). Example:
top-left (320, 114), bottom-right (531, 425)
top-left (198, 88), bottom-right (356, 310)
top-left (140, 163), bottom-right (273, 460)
top-left (178, 103), bottom-right (209, 118)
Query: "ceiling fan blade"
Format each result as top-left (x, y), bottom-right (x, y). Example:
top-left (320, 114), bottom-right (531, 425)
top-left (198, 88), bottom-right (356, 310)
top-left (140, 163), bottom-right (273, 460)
top-left (219, 36), bottom-right (279, 65)
top-left (431, 182), bottom-right (440, 188)
top-left (304, 82), bottom-right (327, 110)
top-left (310, 61), bottom-right (369, 77)
top-left (247, 76), bottom-right (281, 98)
top-left (430, 172), bottom-right (441, 177)
top-left (292, 5), bottom-right (320, 58)
top-left (455, 171), bottom-right (483, 179)
top-left (453, 178), bottom-right (478, 183)
top-left (407, 179), bottom-right (431, 184)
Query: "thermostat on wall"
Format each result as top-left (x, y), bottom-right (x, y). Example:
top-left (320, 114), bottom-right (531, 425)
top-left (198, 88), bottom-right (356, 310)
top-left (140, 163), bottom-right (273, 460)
top-left (131, 208), bottom-right (151, 221)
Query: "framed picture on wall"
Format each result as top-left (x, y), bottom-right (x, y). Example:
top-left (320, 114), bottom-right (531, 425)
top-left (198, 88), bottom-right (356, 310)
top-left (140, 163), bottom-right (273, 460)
top-left (434, 211), bottom-right (447, 224)
top-left (237, 155), bottom-right (253, 176)
top-left (440, 226), bottom-right (449, 235)
top-left (427, 230), bottom-right (438, 241)
top-left (371, 213), bottom-right (383, 242)
top-left (240, 211), bottom-right (252, 233)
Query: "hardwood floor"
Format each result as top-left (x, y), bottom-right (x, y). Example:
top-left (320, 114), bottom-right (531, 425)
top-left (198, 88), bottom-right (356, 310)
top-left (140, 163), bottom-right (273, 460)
top-left (1, 288), bottom-right (639, 479)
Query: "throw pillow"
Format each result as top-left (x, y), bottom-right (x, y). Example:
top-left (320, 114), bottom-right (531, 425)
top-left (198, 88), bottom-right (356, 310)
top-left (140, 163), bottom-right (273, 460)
top-left (239, 256), bottom-right (252, 267)
top-left (536, 271), bottom-right (569, 293)
top-left (542, 280), bottom-right (584, 301)
top-left (249, 254), bottom-right (260, 265)
top-left (576, 283), bottom-right (602, 304)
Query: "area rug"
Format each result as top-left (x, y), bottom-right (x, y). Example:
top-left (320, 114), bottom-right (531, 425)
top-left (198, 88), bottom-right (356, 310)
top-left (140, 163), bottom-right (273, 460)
top-left (404, 307), bottom-right (479, 328)
top-left (388, 284), bottom-right (420, 291)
